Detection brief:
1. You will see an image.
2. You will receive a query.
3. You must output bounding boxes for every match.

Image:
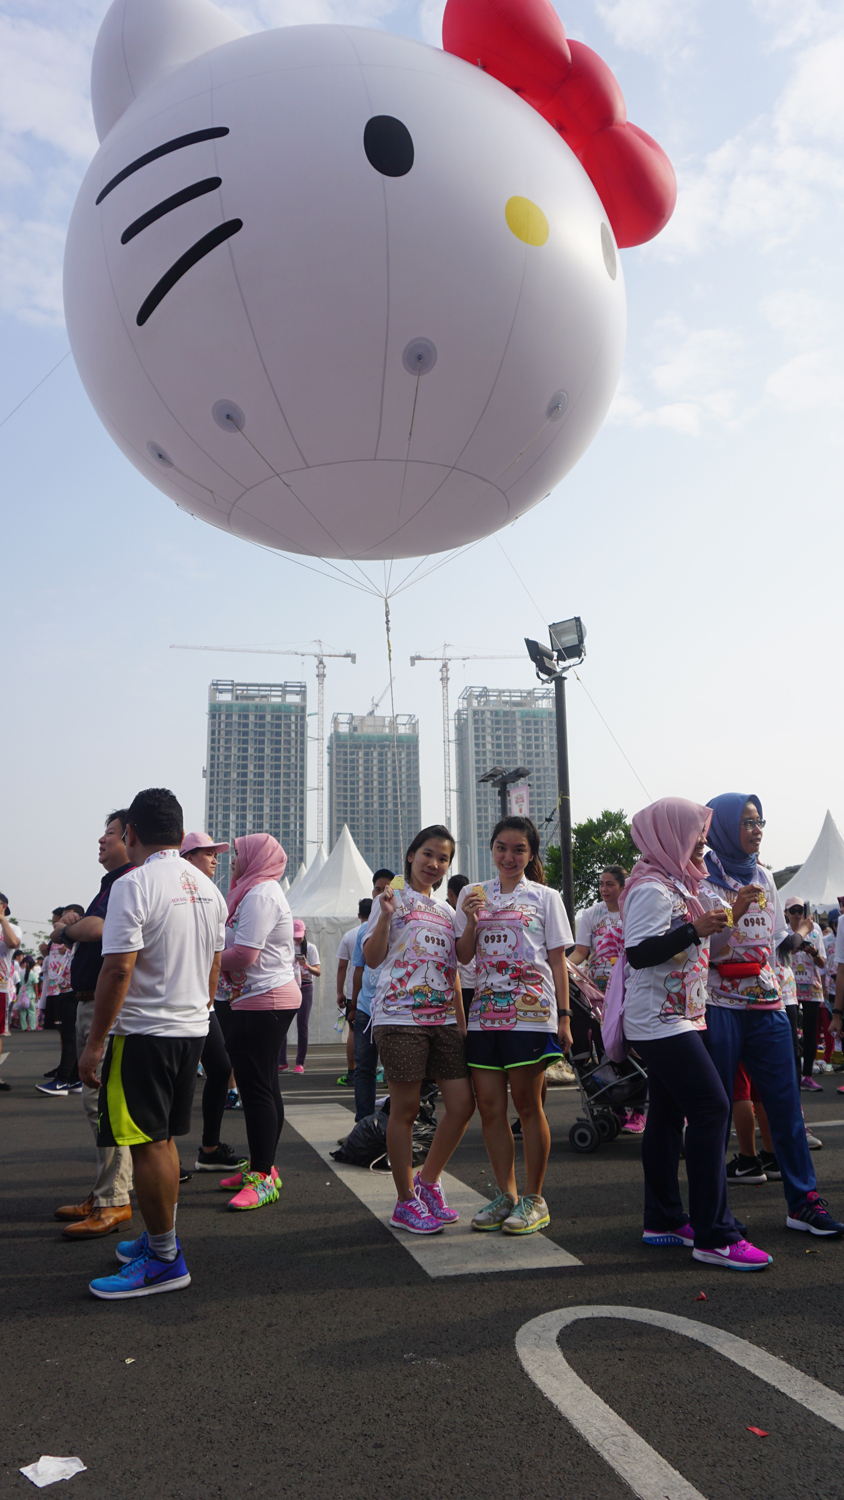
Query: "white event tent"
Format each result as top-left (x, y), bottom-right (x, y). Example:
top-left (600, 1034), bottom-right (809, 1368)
top-left (286, 860), bottom-right (308, 894)
top-left (287, 827), bottom-right (373, 1044)
top-left (778, 811), bottom-right (844, 909)
top-left (288, 844), bottom-right (327, 909)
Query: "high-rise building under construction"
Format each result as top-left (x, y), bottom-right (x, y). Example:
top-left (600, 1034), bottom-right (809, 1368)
top-left (454, 685), bottom-right (557, 881)
top-left (328, 713), bottom-right (421, 874)
top-left (204, 680), bottom-right (307, 889)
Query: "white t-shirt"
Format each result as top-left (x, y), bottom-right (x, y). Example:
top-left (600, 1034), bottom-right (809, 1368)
top-left (622, 881), bottom-right (710, 1043)
top-left (42, 942), bottom-right (73, 999)
top-left (226, 881), bottom-right (296, 1007)
top-left (336, 925), bottom-right (360, 999)
top-left (102, 849), bottom-right (227, 1037)
top-left (0, 925), bottom-right (23, 994)
top-left (702, 864), bottom-right (784, 1011)
top-left (575, 900), bottom-right (623, 995)
top-left (367, 888), bottom-right (458, 1027)
top-left (293, 941), bottom-right (320, 988)
top-left (824, 929), bottom-right (836, 993)
top-left (454, 876), bottom-right (572, 1033)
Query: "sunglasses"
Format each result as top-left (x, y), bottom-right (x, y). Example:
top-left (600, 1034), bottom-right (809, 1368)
top-left (741, 818), bottom-right (766, 830)
top-left (786, 906), bottom-right (805, 917)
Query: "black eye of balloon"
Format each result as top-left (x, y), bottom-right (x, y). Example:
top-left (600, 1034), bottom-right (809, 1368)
top-left (364, 116), bottom-right (414, 177)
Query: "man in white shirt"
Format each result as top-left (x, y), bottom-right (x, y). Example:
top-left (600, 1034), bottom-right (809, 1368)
top-left (79, 788), bottom-right (227, 1300)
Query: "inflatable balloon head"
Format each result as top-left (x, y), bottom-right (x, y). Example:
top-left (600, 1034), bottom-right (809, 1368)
top-left (63, 0), bottom-right (675, 562)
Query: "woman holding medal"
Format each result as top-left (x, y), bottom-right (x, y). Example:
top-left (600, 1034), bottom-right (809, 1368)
top-left (454, 816), bottom-right (573, 1237)
top-left (701, 794), bottom-right (844, 1238)
top-left (363, 825), bottom-right (474, 1236)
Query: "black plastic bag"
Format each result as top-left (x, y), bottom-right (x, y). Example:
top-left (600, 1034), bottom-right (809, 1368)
top-left (330, 1108), bottom-right (388, 1167)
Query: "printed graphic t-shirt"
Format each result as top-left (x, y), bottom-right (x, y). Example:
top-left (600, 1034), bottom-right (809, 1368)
top-left (791, 922), bottom-right (826, 1002)
top-left (367, 889), bottom-right (457, 1027)
top-left (0, 926), bottom-right (23, 995)
top-left (622, 881), bottom-right (710, 1043)
top-left (702, 863), bottom-right (785, 1011)
top-left (575, 901), bottom-right (623, 995)
top-left (102, 850), bottom-right (227, 1037)
top-left (454, 877), bottom-right (572, 1034)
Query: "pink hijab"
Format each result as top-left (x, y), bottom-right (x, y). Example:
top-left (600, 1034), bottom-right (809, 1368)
top-left (619, 798), bottom-right (712, 921)
top-left (226, 833), bottom-right (288, 921)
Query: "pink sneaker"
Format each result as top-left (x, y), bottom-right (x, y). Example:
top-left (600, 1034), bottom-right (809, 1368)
top-left (390, 1196), bottom-right (443, 1235)
top-left (622, 1111), bottom-right (647, 1134)
top-left (278, 1064), bottom-right (289, 1072)
top-left (692, 1238), bottom-right (771, 1271)
top-left (800, 1075), bottom-right (823, 1091)
top-left (228, 1170), bottom-right (280, 1211)
top-left (642, 1222), bottom-right (694, 1247)
top-left (294, 1064), bottom-right (305, 1074)
top-left (413, 1171), bottom-right (459, 1223)
top-left (220, 1164), bottom-right (279, 1191)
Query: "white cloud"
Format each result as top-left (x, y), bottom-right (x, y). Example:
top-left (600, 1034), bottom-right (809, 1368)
top-left (761, 289), bottom-right (833, 348)
top-left (0, 216), bottom-right (65, 325)
top-left (594, 0), bottom-right (699, 55)
top-left (751, 0), bottom-right (843, 47)
top-left (609, 320), bottom-right (745, 435)
top-left (0, 15), bottom-right (98, 162)
top-left (766, 349), bottom-right (844, 412)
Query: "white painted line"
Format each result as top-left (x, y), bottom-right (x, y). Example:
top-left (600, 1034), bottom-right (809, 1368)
top-left (516, 1305), bottom-right (844, 1500)
top-left (285, 1103), bottom-right (581, 1278)
top-left (805, 1117), bottom-right (844, 1128)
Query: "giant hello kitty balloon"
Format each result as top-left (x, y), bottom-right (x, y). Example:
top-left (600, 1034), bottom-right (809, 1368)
top-left (63, 0), bottom-right (675, 561)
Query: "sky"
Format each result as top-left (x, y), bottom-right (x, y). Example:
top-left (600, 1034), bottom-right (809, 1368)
top-left (2, 0), bottom-right (843, 945)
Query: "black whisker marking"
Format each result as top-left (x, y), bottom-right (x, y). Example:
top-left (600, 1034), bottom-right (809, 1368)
top-left (136, 219), bottom-right (243, 326)
top-left (121, 178), bottom-right (222, 244)
top-left (96, 128), bottom-right (229, 205)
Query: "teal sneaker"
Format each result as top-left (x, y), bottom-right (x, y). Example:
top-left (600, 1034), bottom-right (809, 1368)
top-left (89, 1246), bottom-right (190, 1300)
top-left (471, 1191), bottom-right (517, 1232)
top-left (501, 1194), bottom-right (550, 1235)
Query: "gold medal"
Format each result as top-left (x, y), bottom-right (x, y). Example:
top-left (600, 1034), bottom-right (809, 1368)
top-left (758, 892), bottom-right (767, 911)
top-left (725, 905), bottom-right (734, 926)
top-left (390, 875), bottom-right (405, 890)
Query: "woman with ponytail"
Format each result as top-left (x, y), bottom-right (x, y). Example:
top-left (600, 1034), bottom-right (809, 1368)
top-left (455, 816), bottom-right (572, 1236)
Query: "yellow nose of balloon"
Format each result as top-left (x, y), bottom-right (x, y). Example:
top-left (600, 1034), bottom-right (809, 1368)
top-left (505, 196), bottom-right (549, 246)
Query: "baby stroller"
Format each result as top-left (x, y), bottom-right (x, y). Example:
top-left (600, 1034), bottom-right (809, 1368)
top-left (566, 963), bottom-right (648, 1153)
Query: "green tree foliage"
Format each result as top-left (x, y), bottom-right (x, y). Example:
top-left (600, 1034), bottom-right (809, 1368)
top-left (546, 809), bottom-right (639, 910)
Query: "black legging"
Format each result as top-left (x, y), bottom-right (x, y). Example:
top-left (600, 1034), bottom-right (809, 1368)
top-left (800, 1001), bottom-right (821, 1079)
top-left (225, 1009), bottom-right (295, 1176)
top-left (200, 1010), bottom-right (233, 1149)
top-left (56, 993), bottom-right (80, 1084)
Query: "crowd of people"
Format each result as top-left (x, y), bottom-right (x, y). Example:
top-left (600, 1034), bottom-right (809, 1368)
top-left (2, 786), bottom-right (843, 1300)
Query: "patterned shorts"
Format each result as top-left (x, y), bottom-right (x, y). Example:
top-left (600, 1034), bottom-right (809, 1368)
top-left (373, 1024), bottom-right (469, 1083)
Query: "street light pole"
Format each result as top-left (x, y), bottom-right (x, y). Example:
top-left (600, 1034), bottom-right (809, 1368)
top-left (554, 673), bottom-right (575, 930)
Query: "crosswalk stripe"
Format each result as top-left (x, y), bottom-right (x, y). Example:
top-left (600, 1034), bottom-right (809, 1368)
top-left (285, 1103), bottom-right (582, 1279)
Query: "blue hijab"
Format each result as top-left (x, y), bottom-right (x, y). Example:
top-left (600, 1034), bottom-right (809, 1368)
top-left (704, 793), bottom-right (762, 888)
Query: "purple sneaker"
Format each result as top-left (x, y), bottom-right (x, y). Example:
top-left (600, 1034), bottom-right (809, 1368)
top-left (800, 1075), bottom-right (823, 1091)
top-left (786, 1191), bottom-right (844, 1237)
top-left (692, 1238), bottom-right (771, 1271)
top-left (622, 1111), bottom-right (647, 1134)
top-left (642, 1222), bottom-right (694, 1247)
top-left (413, 1171), bottom-right (459, 1223)
top-left (390, 1196), bottom-right (443, 1235)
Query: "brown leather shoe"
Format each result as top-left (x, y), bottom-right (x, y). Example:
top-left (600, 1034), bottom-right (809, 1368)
top-left (61, 1204), bottom-right (132, 1239)
top-left (54, 1192), bottom-right (96, 1222)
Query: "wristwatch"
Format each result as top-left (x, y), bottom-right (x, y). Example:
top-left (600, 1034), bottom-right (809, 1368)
top-left (558, 1008), bottom-right (573, 1016)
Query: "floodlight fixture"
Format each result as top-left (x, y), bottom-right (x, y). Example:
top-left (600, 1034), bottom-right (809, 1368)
top-left (549, 616), bottom-right (586, 665)
top-left (524, 638), bottom-right (558, 679)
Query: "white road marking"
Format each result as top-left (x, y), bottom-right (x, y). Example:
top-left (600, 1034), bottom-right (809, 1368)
top-left (285, 1103), bottom-right (581, 1278)
top-left (516, 1305), bottom-right (844, 1500)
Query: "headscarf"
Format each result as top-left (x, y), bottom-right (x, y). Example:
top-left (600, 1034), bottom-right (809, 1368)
top-left (703, 792), bottom-right (762, 889)
top-left (619, 797), bottom-right (712, 921)
top-left (226, 833), bottom-right (287, 921)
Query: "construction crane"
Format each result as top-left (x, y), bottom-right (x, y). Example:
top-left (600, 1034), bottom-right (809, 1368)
top-left (171, 641), bottom-right (355, 846)
top-left (367, 684), bottom-right (391, 715)
top-left (410, 645), bottom-right (525, 828)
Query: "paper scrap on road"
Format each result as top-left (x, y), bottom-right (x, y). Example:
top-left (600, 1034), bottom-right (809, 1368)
top-left (746, 1427), bottom-right (769, 1437)
top-left (286, 1103), bottom-right (581, 1278)
top-left (694, 1292), bottom-right (706, 1301)
top-left (124, 1358), bottom-right (135, 1364)
top-left (20, 1456), bottom-right (86, 1487)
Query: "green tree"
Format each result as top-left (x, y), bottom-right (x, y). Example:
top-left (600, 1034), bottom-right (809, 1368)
top-left (546, 808), bottom-right (638, 911)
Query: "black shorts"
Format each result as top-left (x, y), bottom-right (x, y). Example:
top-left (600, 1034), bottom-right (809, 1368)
top-left (97, 1035), bottom-right (204, 1147)
top-left (465, 1029), bottom-right (563, 1071)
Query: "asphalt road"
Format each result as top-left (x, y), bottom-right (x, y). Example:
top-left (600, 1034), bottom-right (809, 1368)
top-left (2, 1033), bottom-right (844, 1499)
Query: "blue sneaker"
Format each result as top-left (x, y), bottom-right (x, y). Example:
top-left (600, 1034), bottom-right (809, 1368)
top-left (89, 1245), bottom-right (191, 1299)
top-left (115, 1231), bottom-right (149, 1265)
top-left (35, 1078), bottom-right (71, 1096)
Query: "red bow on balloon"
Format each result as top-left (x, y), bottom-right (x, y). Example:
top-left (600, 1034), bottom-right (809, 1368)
top-left (442, 0), bottom-right (676, 247)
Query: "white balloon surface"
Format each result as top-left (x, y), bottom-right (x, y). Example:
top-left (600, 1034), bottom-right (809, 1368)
top-left (64, 0), bottom-right (626, 562)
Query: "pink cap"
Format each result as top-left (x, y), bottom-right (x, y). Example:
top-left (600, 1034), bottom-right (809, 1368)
top-left (293, 919), bottom-right (306, 939)
top-left (180, 831), bottom-right (229, 856)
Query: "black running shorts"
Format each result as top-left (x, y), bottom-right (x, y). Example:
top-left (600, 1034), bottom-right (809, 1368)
top-left (97, 1034), bottom-right (204, 1146)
